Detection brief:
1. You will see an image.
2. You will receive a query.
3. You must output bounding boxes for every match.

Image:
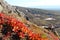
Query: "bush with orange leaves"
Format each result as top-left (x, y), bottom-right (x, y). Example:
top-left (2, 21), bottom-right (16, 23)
top-left (0, 13), bottom-right (58, 40)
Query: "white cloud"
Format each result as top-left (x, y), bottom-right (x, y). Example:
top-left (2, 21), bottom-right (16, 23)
top-left (19, 0), bottom-right (60, 7)
top-left (5, 0), bottom-right (60, 7)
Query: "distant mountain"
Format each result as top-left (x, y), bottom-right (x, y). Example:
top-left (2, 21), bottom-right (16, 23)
top-left (12, 6), bottom-right (60, 26)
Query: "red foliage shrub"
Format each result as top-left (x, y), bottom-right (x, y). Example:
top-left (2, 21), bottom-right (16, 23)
top-left (0, 13), bottom-right (59, 40)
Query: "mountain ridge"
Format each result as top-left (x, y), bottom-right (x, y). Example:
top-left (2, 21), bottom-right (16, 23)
top-left (0, 0), bottom-right (59, 40)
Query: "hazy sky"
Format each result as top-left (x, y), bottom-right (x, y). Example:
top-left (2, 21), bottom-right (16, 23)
top-left (5, 0), bottom-right (60, 10)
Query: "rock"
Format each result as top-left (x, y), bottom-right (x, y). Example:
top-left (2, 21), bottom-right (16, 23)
top-left (0, 5), bottom-right (3, 12)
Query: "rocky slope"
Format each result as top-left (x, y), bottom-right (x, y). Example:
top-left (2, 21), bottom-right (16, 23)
top-left (14, 6), bottom-right (60, 26)
top-left (1, 0), bottom-right (60, 26)
top-left (0, 0), bottom-right (59, 40)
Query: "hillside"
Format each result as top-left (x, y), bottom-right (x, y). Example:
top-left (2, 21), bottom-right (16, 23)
top-left (13, 6), bottom-right (60, 26)
top-left (0, 0), bottom-right (59, 40)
